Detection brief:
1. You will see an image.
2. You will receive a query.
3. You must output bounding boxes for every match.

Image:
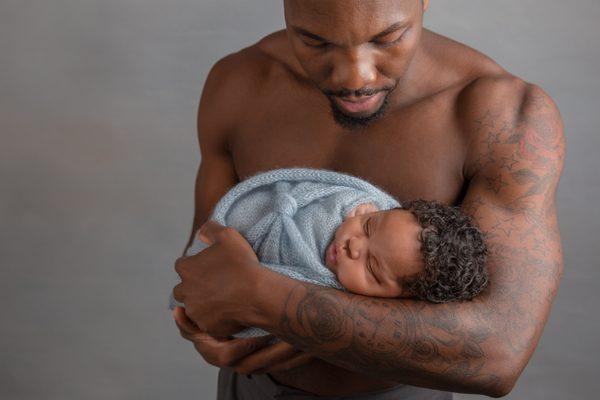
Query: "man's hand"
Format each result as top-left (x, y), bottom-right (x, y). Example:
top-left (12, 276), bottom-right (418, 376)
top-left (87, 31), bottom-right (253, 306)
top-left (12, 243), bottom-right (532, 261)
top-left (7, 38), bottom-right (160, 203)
top-left (172, 306), bottom-right (316, 374)
top-left (172, 220), bottom-right (262, 337)
top-left (172, 306), bottom-right (274, 372)
top-left (172, 220), bottom-right (317, 373)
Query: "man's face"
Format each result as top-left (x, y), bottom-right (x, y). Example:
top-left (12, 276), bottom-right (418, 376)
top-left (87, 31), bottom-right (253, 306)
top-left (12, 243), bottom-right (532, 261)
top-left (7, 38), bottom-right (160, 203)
top-left (284, 0), bottom-right (426, 130)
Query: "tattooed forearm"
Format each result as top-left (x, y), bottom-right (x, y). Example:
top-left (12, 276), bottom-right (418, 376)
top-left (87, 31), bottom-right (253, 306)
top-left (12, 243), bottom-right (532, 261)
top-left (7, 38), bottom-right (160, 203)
top-left (267, 83), bottom-right (565, 397)
top-left (278, 282), bottom-right (504, 394)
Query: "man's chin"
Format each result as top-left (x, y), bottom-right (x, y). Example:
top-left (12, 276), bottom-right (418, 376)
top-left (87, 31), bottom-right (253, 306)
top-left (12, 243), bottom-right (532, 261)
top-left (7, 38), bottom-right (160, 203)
top-left (327, 92), bottom-right (391, 130)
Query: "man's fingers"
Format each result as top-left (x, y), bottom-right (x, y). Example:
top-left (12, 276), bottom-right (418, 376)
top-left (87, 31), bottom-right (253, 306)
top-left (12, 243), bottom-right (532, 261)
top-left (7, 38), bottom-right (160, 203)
top-left (219, 335), bottom-right (276, 363)
top-left (255, 351), bottom-right (315, 374)
top-left (231, 340), bottom-right (298, 375)
top-left (197, 230), bottom-right (212, 244)
top-left (172, 283), bottom-right (185, 303)
top-left (174, 256), bottom-right (190, 279)
top-left (198, 220), bottom-right (228, 244)
top-left (172, 306), bottom-right (201, 335)
top-left (192, 334), bottom-right (276, 368)
top-left (172, 310), bottom-right (277, 368)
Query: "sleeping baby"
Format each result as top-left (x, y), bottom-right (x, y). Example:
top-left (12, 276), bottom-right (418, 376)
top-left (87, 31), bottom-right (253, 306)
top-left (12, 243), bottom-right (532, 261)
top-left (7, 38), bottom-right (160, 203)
top-left (323, 199), bottom-right (487, 302)
top-left (169, 167), bottom-right (488, 338)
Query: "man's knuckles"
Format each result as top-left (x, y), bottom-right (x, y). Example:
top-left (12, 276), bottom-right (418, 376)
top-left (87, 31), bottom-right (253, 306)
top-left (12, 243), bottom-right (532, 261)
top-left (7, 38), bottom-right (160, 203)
top-left (174, 256), bottom-right (190, 277)
top-left (172, 283), bottom-right (184, 302)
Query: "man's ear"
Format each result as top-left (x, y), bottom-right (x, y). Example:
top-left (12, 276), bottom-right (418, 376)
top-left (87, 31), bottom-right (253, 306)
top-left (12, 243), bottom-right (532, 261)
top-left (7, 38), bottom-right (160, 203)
top-left (422, 0), bottom-right (430, 12)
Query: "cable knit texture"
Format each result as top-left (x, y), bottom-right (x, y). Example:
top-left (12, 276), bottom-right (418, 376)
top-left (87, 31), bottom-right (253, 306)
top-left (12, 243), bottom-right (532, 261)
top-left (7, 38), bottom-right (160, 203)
top-left (169, 167), bottom-right (400, 338)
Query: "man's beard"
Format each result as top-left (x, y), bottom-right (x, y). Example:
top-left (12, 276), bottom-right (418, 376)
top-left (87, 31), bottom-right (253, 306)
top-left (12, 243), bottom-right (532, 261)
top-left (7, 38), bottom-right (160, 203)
top-left (324, 80), bottom-right (399, 130)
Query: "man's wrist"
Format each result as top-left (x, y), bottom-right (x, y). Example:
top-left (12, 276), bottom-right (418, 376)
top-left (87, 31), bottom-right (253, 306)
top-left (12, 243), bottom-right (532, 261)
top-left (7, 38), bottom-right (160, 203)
top-left (243, 264), bottom-right (295, 332)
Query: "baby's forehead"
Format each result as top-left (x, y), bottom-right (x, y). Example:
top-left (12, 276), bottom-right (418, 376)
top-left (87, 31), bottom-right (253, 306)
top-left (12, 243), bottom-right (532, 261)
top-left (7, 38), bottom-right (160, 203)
top-left (375, 209), bottom-right (423, 249)
top-left (374, 209), bottom-right (425, 277)
top-left (378, 208), bottom-right (419, 230)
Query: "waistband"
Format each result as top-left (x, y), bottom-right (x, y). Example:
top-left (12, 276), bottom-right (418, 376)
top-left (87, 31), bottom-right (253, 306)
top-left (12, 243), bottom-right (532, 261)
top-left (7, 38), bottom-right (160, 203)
top-left (221, 368), bottom-right (452, 400)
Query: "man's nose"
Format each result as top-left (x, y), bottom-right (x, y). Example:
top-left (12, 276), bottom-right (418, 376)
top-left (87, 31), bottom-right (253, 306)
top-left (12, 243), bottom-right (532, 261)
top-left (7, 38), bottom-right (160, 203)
top-left (330, 48), bottom-right (377, 91)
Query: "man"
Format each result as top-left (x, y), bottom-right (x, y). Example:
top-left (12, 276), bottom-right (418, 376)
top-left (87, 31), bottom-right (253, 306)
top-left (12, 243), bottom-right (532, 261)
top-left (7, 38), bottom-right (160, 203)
top-left (172, 0), bottom-right (565, 398)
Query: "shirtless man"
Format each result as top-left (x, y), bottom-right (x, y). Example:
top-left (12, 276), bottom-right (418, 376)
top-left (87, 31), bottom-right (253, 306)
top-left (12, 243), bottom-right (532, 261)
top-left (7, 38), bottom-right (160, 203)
top-left (172, 0), bottom-right (565, 398)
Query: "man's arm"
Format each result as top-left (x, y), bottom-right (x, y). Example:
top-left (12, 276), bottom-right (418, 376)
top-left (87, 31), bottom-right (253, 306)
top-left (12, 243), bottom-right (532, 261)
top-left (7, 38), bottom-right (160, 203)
top-left (173, 52), bottom-right (311, 368)
top-left (247, 79), bottom-right (565, 396)
top-left (181, 55), bottom-right (243, 255)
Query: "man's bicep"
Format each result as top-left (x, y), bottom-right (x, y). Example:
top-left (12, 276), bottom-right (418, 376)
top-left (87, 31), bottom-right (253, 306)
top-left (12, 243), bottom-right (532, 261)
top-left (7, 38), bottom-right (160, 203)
top-left (183, 58), bottom-right (241, 254)
top-left (460, 83), bottom-right (565, 359)
top-left (187, 151), bottom-right (238, 247)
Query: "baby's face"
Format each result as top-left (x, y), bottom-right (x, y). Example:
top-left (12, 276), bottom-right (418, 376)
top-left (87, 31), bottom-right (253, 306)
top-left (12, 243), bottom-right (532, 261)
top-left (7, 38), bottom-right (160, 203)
top-left (324, 205), bottom-right (424, 297)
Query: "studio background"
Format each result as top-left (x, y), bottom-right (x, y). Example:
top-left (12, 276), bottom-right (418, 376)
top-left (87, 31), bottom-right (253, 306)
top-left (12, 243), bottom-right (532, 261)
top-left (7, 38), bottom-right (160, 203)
top-left (1, 1), bottom-right (598, 399)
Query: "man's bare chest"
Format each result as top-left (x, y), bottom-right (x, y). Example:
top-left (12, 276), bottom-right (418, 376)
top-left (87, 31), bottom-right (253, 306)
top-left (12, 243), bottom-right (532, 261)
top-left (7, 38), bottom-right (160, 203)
top-left (228, 91), bottom-right (467, 205)
top-left (230, 135), bottom-right (464, 206)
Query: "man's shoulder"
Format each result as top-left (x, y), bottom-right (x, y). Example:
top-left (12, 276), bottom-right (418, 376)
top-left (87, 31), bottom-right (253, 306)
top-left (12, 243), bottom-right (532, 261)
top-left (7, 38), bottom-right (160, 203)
top-left (205, 30), bottom-right (300, 95)
top-left (423, 29), bottom-right (559, 121)
top-left (455, 72), bottom-right (564, 180)
top-left (198, 30), bottom-right (302, 128)
top-left (458, 74), bottom-right (552, 115)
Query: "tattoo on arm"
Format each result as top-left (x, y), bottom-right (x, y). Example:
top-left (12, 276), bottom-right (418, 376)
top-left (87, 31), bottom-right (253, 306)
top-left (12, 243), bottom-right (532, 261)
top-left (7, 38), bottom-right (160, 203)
top-left (271, 85), bottom-right (565, 395)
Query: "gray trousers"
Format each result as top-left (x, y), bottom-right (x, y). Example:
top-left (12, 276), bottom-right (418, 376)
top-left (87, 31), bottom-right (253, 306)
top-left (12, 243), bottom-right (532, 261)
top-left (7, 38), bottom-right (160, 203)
top-left (216, 368), bottom-right (453, 400)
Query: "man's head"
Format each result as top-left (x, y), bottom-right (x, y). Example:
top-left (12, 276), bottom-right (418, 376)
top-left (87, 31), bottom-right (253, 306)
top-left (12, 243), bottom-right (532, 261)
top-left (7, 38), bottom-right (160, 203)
top-left (283, 0), bottom-right (429, 130)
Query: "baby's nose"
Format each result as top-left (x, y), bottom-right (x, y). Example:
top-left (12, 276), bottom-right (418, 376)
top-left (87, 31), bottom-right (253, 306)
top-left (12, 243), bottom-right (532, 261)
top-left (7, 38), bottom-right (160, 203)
top-left (348, 237), bottom-right (362, 260)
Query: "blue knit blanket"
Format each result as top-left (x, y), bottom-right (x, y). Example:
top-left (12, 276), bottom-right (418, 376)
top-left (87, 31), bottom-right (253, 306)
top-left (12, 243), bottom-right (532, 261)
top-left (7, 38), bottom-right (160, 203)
top-left (169, 167), bottom-right (400, 338)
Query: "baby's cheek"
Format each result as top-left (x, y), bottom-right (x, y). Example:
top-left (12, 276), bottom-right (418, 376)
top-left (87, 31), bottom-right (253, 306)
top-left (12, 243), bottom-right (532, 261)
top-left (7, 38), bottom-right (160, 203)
top-left (336, 265), bottom-right (353, 289)
top-left (336, 264), bottom-right (368, 295)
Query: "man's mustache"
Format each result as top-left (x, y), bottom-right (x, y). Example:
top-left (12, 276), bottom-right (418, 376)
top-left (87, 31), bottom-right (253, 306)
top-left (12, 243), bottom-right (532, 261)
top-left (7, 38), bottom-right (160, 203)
top-left (323, 87), bottom-right (391, 98)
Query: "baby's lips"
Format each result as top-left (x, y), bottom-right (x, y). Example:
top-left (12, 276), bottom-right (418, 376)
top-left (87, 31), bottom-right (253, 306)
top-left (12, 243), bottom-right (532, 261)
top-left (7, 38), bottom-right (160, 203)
top-left (326, 241), bottom-right (338, 267)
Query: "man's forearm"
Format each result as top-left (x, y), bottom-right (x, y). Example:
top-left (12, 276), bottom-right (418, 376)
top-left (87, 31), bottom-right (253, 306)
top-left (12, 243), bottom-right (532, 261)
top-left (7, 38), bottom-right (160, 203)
top-left (253, 86), bottom-right (564, 397)
top-left (251, 270), bottom-right (510, 396)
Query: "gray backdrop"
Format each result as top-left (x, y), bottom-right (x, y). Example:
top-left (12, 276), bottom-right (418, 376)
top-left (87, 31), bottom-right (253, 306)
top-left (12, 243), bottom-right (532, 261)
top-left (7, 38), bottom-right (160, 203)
top-left (1, 1), bottom-right (598, 399)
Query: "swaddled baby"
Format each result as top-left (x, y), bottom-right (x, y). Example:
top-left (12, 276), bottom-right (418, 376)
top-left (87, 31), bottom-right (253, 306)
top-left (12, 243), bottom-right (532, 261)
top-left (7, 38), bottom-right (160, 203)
top-left (169, 168), bottom-right (488, 337)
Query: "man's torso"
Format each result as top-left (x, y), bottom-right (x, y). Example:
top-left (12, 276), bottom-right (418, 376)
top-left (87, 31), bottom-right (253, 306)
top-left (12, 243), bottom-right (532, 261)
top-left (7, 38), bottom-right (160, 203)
top-left (210, 28), bottom-right (518, 396)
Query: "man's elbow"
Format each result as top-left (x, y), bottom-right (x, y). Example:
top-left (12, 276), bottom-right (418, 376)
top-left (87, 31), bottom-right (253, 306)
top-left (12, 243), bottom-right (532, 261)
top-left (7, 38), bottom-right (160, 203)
top-left (485, 374), bottom-right (518, 398)
top-left (485, 381), bottom-right (516, 398)
top-left (478, 351), bottom-right (527, 397)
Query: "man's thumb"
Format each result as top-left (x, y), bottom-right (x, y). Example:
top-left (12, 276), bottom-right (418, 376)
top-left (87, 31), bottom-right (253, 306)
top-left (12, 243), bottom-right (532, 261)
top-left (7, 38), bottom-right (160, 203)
top-left (197, 220), bottom-right (224, 245)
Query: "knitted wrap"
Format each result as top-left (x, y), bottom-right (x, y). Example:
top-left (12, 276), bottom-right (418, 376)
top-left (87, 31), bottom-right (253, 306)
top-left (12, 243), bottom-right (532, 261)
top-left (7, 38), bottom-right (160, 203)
top-left (169, 167), bottom-right (401, 338)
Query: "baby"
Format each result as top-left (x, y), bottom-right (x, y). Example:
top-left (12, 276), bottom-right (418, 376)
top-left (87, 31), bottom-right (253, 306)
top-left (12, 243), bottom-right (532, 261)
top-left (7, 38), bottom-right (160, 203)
top-left (326, 199), bottom-right (488, 303)
top-left (169, 168), bottom-right (488, 339)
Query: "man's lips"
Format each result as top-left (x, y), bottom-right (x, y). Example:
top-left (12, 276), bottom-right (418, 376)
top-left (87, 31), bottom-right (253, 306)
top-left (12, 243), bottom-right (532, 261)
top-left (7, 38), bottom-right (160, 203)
top-left (333, 92), bottom-right (385, 114)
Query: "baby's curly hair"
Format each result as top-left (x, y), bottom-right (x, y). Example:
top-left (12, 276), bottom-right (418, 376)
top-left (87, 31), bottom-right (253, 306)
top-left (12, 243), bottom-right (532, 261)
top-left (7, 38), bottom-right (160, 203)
top-left (396, 199), bottom-right (488, 303)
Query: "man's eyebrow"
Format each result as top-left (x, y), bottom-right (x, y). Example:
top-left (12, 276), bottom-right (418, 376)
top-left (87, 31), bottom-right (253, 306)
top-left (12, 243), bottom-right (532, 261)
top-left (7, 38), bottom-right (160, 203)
top-left (371, 21), bottom-right (409, 40)
top-left (291, 26), bottom-right (328, 42)
top-left (291, 21), bottom-right (408, 44)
